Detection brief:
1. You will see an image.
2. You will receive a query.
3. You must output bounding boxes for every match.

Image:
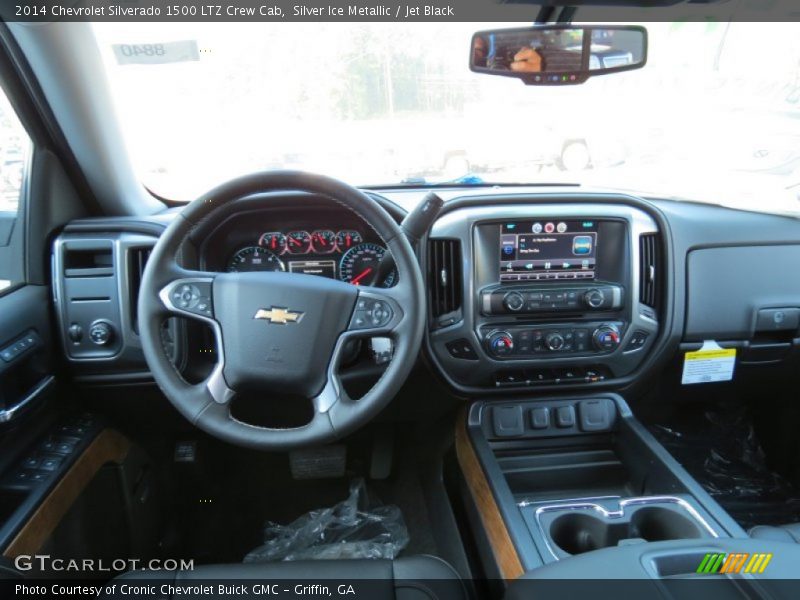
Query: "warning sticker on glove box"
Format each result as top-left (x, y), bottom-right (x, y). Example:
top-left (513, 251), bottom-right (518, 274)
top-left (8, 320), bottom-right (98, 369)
top-left (682, 340), bottom-right (736, 385)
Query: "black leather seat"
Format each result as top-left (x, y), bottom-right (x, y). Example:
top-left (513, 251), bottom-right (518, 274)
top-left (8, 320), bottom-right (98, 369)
top-left (113, 556), bottom-right (466, 600)
top-left (749, 522), bottom-right (800, 543)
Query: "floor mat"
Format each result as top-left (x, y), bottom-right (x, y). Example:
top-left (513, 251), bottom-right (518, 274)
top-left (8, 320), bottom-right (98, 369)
top-left (649, 407), bottom-right (800, 531)
top-left (244, 478), bottom-right (409, 562)
top-left (153, 435), bottom-right (438, 564)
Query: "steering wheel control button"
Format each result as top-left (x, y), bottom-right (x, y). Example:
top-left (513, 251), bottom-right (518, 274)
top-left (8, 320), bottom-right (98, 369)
top-left (168, 281), bottom-right (213, 317)
top-left (445, 339), bottom-right (478, 360)
top-left (492, 405), bottom-right (524, 437)
top-left (351, 297), bottom-right (395, 330)
top-left (88, 321), bottom-right (113, 346)
top-left (370, 301), bottom-right (392, 327)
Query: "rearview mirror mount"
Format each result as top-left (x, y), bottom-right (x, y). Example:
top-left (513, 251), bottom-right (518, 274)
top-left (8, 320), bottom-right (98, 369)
top-left (470, 25), bottom-right (647, 85)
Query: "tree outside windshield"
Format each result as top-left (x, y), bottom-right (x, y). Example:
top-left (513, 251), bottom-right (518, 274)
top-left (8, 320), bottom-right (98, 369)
top-left (93, 22), bottom-right (800, 214)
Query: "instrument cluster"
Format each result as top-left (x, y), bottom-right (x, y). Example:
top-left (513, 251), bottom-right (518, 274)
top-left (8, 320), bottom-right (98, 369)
top-left (225, 228), bottom-right (397, 288)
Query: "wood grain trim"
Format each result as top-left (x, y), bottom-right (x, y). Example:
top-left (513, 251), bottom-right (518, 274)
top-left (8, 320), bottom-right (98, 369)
top-left (3, 429), bottom-right (131, 558)
top-left (455, 409), bottom-right (524, 580)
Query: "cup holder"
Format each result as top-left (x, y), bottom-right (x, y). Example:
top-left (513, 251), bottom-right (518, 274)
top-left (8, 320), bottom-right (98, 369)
top-left (547, 503), bottom-right (706, 556)
top-left (630, 506), bottom-right (703, 542)
top-left (550, 513), bottom-right (627, 555)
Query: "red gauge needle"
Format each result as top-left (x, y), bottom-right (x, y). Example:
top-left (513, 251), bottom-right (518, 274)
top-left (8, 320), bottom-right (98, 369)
top-left (350, 267), bottom-right (373, 285)
top-left (345, 234), bottom-right (351, 248)
top-left (271, 238), bottom-right (276, 249)
top-left (289, 237), bottom-right (300, 246)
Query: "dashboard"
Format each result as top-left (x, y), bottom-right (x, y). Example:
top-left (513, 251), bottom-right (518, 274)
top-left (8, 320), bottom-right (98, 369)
top-left (199, 206), bottom-right (397, 288)
top-left (50, 187), bottom-right (800, 402)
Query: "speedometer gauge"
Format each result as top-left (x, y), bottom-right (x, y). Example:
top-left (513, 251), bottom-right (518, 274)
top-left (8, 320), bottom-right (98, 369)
top-left (226, 247), bottom-right (285, 273)
top-left (339, 243), bottom-right (397, 288)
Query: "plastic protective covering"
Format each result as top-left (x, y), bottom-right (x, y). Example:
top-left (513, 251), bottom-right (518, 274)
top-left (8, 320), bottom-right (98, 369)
top-left (244, 478), bottom-right (409, 562)
top-left (651, 408), bottom-right (800, 530)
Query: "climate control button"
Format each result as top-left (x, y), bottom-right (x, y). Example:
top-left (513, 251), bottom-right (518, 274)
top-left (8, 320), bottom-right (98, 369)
top-left (592, 324), bottom-right (621, 351)
top-left (545, 332), bottom-right (565, 351)
top-left (487, 331), bottom-right (514, 357)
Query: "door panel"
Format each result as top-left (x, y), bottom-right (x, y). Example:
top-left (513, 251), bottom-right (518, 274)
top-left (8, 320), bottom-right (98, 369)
top-left (0, 285), bottom-right (53, 425)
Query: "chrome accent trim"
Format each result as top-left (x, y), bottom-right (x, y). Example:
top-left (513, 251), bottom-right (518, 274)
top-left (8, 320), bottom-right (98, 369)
top-left (611, 285), bottom-right (623, 309)
top-left (159, 278), bottom-right (234, 405)
top-left (0, 375), bottom-right (54, 423)
top-left (526, 495), bottom-right (719, 561)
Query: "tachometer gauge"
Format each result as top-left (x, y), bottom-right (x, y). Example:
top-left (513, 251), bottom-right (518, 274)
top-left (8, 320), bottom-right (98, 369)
top-left (258, 232), bottom-right (287, 253)
top-left (226, 247), bottom-right (285, 273)
top-left (335, 230), bottom-right (363, 252)
top-left (286, 231), bottom-right (312, 254)
top-left (310, 230), bottom-right (336, 254)
top-left (339, 243), bottom-right (397, 288)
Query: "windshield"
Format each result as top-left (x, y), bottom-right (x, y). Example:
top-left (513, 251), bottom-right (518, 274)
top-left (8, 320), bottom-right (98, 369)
top-left (93, 22), bottom-right (800, 214)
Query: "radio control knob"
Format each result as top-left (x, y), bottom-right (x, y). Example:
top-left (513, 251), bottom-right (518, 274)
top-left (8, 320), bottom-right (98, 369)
top-left (487, 331), bottom-right (514, 357)
top-left (584, 289), bottom-right (605, 309)
top-left (545, 332), bottom-right (565, 351)
top-left (503, 292), bottom-right (525, 312)
top-left (592, 324), bottom-right (621, 351)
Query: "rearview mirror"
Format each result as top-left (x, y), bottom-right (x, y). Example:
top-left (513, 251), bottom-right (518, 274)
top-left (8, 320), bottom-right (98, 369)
top-left (470, 25), bottom-right (647, 85)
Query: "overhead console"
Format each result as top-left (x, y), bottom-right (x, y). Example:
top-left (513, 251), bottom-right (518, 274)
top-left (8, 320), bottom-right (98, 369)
top-left (426, 199), bottom-right (664, 394)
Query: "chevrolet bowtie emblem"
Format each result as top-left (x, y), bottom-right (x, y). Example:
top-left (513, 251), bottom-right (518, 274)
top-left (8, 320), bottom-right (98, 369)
top-left (253, 307), bottom-right (304, 324)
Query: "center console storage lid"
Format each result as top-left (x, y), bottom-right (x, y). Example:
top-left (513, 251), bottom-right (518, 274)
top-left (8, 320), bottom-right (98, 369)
top-left (505, 538), bottom-right (800, 598)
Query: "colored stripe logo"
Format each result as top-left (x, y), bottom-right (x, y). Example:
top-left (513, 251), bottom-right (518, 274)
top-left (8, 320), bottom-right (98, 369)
top-left (696, 552), bottom-right (772, 574)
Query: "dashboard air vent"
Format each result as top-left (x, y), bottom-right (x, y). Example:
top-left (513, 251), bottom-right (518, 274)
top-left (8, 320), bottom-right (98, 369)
top-left (129, 246), bottom-right (153, 334)
top-left (428, 239), bottom-right (462, 322)
top-left (639, 233), bottom-right (661, 314)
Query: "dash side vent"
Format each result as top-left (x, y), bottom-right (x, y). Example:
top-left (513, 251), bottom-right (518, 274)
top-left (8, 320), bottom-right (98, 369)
top-left (428, 239), bottom-right (463, 322)
top-left (639, 233), bottom-right (661, 314)
top-left (128, 246), bottom-right (153, 334)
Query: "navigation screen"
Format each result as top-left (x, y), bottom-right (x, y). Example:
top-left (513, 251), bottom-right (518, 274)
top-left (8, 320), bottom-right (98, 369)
top-left (499, 220), bottom-right (598, 282)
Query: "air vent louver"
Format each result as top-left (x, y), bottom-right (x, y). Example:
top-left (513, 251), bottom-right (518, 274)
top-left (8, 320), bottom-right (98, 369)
top-left (428, 239), bottom-right (463, 321)
top-left (639, 233), bottom-right (661, 313)
top-left (129, 247), bottom-right (152, 333)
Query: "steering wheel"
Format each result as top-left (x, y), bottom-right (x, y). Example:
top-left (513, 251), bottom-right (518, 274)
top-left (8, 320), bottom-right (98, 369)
top-left (138, 171), bottom-right (425, 450)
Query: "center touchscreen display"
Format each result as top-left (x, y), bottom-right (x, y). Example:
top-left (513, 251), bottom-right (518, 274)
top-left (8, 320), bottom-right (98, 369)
top-left (499, 219), bottom-right (598, 281)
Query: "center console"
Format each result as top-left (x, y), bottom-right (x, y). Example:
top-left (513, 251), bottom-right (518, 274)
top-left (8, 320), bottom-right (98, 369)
top-left (456, 394), bottom-right (747, 579)
top-left (427, 201), bottom-right (662, 395)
